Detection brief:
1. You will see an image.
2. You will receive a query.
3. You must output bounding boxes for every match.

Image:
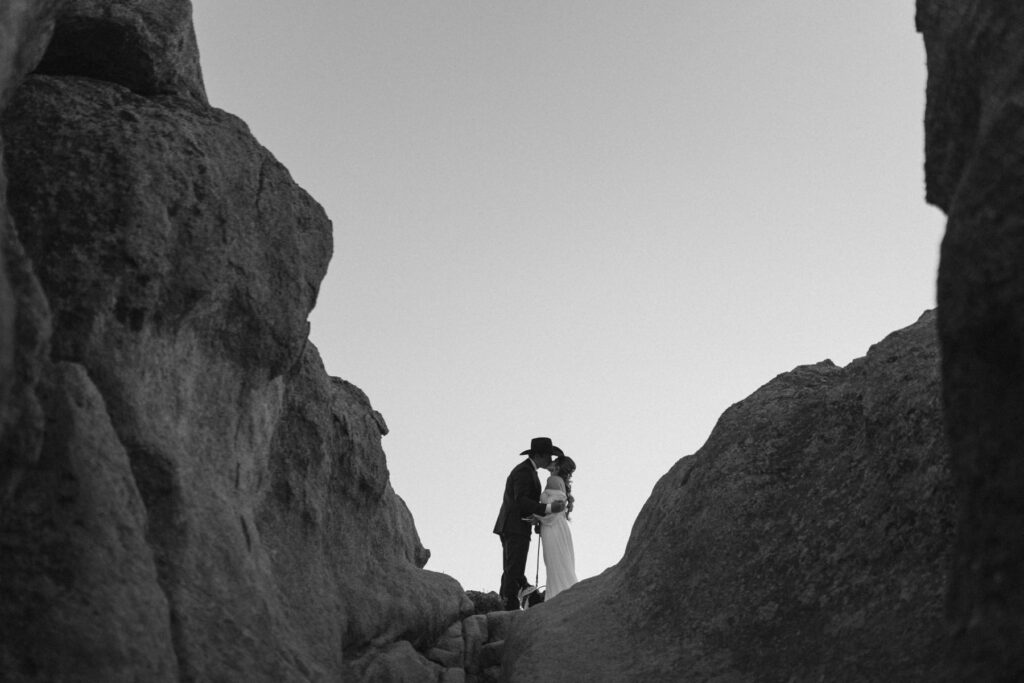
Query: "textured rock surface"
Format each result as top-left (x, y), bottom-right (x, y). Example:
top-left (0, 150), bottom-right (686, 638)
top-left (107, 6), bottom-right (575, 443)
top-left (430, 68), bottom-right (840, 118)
top-left (3, 74), bottom-right (325, 377)
top-left (346, 640), bottom-right (443, 682)
top-left (504, 312), bottom-right (954, 681)
top-left (918, 2), bottom-right (1024, 679)
top-left (0, 2), bottom-right (469, 679)
top-left (0, 362), bottom-right (177, 680)
top-left (0, 0), bottom-right (59, 490)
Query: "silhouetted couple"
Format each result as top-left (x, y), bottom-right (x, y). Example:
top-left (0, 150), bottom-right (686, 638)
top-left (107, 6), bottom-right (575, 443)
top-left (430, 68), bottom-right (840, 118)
top-left (493, 437), bottom-right (578, 610)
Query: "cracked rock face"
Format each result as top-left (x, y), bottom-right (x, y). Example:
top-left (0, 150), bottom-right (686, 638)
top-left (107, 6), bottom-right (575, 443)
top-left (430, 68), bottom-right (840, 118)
top-left (504, 313), bottom-right (955, 682)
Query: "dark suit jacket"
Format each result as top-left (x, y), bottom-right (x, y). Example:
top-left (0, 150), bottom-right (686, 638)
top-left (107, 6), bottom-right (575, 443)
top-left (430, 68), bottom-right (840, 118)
top-left (492, 458), bottom-right (548, 537)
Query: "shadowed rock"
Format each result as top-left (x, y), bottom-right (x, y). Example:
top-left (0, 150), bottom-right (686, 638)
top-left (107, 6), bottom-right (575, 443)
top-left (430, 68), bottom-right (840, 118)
top-left (0, 362), bottom-right (178, 679)
top-left (0, 3), bottom-right (469, 679)
top-left (918, 1), bottom-right (1024, 679)
top-left (0, 0), bottom-right (59, 492)
top-left (0, 0), bottom-right (60, 108)
top-left (3, 74), bottom-right (326, 377)
top-left (504, 312), bottom-right (954, 681)
top-left (34, 0), bottom-right (207, 103)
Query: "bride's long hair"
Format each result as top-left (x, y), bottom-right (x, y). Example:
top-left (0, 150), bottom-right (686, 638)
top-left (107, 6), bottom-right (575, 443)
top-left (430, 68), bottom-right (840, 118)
top-left (554, 456), bottom-right (576, 520)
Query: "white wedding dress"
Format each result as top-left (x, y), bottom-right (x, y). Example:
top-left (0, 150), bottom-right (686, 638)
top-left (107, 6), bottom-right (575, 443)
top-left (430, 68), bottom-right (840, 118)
top-left (538, 477), bottom-right (578, 600)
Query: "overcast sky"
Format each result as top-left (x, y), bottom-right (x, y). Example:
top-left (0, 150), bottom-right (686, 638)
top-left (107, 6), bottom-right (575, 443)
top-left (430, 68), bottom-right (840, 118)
top-left (193, 1), bottom-right (943, 593)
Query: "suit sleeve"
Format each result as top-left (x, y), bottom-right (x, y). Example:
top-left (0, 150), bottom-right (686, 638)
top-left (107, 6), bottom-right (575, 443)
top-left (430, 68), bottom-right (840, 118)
top-left (511, 466), bottom-right (546, 517)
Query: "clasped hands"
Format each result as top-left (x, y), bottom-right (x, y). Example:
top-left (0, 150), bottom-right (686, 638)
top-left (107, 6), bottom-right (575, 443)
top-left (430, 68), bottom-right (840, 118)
top-left (524, 499), bottom-right (566, 525)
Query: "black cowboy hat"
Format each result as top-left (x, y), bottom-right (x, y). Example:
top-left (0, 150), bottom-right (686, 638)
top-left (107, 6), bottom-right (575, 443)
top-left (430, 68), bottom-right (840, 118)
top-left (520, 436), bottom-right (563, 457)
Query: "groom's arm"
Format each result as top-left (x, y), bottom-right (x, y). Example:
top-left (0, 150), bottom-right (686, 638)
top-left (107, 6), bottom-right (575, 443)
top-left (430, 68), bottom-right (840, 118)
top-left (511, 468), bottom-right (565, 516)
top-left (510, 467), bottom-right (546, 516)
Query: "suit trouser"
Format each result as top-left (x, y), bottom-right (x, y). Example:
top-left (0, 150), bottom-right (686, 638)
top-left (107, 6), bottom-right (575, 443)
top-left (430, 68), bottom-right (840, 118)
top-left (499, 533), bottom-right (531, 610)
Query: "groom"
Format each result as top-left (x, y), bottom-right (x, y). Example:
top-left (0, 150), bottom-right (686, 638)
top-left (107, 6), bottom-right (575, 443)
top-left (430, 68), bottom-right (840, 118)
top-left (493, 437), bottom-right (567, 611)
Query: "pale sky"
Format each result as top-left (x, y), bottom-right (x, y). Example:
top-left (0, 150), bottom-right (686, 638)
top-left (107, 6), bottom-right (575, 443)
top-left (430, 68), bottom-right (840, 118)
top-left (192, 1), bottom-right (943, 592)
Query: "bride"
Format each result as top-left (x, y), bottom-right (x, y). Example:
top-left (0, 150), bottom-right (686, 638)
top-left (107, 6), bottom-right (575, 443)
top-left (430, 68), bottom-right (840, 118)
top-left (536, 455), bottom-right (578, 600)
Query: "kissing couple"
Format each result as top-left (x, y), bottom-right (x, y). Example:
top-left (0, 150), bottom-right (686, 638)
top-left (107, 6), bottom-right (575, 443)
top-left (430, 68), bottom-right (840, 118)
top-left (493, 437), bottom-right (578, 610)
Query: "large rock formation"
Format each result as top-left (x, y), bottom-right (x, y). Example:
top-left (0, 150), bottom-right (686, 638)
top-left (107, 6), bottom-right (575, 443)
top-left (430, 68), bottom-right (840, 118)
top-left (918, 2), bottom-right (1024, 679)
top-left (0, 1), bottom-right (469, 680)
top-left (503, 312), bottom-right (955, 681)
top-left (12, 0), bottom-right (1024, 680)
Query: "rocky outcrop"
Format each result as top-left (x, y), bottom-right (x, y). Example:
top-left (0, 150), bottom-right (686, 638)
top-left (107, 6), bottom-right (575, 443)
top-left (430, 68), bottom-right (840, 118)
top-left (0, 1), bottom-right (468, 680)
top-left (503, 312), bottom-right (954, 681)
top-left (918, 2), bottom-right (1024, 679)
top-left (1, 361), bottom-right (178, 679)
top-left (266, 345), bottom-right (470, 679)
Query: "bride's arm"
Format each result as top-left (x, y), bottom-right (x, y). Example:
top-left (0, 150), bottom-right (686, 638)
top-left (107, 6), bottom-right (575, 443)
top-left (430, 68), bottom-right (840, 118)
top-left (544, 475), bottom-right (566, 493)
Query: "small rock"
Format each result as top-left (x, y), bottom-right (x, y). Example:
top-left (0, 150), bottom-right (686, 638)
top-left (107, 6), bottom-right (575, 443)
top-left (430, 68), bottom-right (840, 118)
top-left (440, 667), bottom-right (466, 683)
